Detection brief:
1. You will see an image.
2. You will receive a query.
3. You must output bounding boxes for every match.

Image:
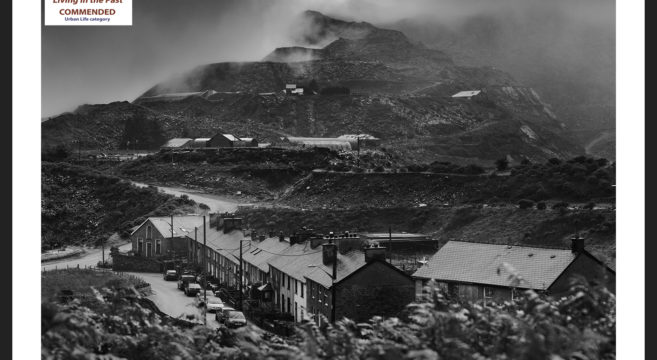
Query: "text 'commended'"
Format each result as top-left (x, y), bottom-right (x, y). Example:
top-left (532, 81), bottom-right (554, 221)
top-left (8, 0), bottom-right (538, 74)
top-left (45, 0), bottom-right (132, 26)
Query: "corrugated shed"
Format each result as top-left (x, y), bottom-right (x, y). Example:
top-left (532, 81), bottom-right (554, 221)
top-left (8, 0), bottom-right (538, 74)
top-left (287, 137), bottom-right (352, 151)
top-left (223, 134), bottom-right (239, 142)
top-left (188, 138), bottom-right (211, 148)
top-left (412, 241), bottom-right (577, 290)
top-left (161, 138), bottom-right (193, 148)
top-left (338, 134), bottom-right (379, 140)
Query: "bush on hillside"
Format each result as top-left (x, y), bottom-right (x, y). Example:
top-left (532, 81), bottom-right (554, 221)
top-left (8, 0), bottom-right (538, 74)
top-left (518, 199), bottom-right (535, 209)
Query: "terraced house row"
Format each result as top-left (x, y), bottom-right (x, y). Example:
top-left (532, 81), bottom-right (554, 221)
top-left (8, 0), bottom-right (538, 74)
top-left (131, 214), bottom-right (615, 324)
top-left (184, 214), bottom-right (415, 324)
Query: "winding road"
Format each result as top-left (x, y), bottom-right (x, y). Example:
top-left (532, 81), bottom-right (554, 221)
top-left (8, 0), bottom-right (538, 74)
top-left (130, 181), bottom-right (249, 213)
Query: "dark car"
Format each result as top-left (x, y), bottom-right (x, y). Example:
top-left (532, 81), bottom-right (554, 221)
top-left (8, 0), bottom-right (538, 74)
top-left (225, 311), bottom-right (247, 328)
top-left (177, 274), bottom-right (196, 290)
top-left (184, 283), bottom-right (202, 297)
top-left (163, 270), bottom-right (178, 281)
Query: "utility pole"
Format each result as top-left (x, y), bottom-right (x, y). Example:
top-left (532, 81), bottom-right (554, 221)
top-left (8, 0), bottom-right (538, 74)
top-left (203, 216), bottom-right (207, 326)
top-left (239, 240), bottom-right (244, 311)
top-left (331, 250), bottom-right (337, 323)
top-left (194, 227), bottom-right (198, 265)
top-left (388, 226), bottom-right (392, 263)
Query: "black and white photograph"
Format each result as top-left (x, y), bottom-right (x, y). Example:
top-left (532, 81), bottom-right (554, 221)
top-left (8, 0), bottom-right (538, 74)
top-left (11, 0), bottom-right (645, 358)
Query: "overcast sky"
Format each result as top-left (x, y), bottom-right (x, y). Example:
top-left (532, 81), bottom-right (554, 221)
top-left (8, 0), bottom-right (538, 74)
top-left (42, 0), bottom-right (614, 117)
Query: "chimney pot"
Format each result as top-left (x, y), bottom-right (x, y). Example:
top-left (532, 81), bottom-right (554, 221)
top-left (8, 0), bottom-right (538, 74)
top-left (322, 243), bottom-right (337, 266)
top-left (364, 244), bottom-right (387, 263)
top-left (571, 235), bottom-right (585, 253)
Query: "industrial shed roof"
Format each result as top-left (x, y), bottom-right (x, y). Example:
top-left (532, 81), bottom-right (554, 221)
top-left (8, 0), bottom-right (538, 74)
top-left (161, 138), bottom-right (193, 148)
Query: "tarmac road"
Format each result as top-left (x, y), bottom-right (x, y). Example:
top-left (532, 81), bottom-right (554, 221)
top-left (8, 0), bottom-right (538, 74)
top-left (42, 242), bottom-right (132, 271)
top-left (126, 272), bottom-right (222, 329)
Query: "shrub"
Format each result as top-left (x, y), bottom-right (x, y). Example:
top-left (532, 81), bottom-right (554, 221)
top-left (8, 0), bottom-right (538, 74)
top-left (495, 158), bottom-right (509, 171)
top-left (552, 201), bottom-right (569, 209)
top-left (548, 157), bottom-right (562, 165)
top-left (583, 202), bottom-right (596, 210)
top-left (536, 202), bottom-right (547, 210)
top-left (518, 199), bottom-right (535, 209)
top-left (461, 164), bottom-right (485, 175)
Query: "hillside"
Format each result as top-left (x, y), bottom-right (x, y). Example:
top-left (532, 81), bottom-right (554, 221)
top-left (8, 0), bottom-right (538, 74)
top-left (237, 205), bottom-right (615, 268)
top-left (279, 157), bottom-right (615, 209)
top-left (42, 10), bottom-right (584, 163)
top-left (388, 11), bottom-right (615, 159)
top-left (41, 162), bottom-right (198, 250)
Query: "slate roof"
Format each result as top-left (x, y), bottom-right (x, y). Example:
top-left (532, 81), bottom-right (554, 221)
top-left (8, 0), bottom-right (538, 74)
top-left (132, 216), bottom-right (205, 238)
top-left (187, 228), bottom-right (385, 289)
top-left (412, 241), bottom-right (578, 290)
top-left (452, 90), bottom-right (481, 98)
top-left (241, 237), bottom-right (292, 273)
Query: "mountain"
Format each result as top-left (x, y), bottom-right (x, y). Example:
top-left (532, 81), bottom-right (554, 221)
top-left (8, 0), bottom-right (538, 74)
top-left (43, 10), bottom-right (585, 163)
top-left (386, 11), bottom-right (615, 159)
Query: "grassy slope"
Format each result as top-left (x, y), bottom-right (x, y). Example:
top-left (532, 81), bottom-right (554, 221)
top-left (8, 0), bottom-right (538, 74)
top-left (41, 162), bottom-right (198, 249)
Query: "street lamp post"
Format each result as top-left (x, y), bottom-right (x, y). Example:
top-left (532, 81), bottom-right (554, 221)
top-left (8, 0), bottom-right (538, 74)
top-left (308, 260), bottom-right (337, 323)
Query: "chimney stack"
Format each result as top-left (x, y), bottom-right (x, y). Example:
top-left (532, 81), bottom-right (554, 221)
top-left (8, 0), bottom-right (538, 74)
top-left (364, 243), bottom-right (387, 263)
top-left (571, 235), bottom-right (585, 253)
top-left (322, 241), bottom-right (337, 266)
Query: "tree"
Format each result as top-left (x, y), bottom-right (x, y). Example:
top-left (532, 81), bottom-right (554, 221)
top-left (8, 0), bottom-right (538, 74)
top-left (495, 158), bottom-right (509, 171)
top-left (518, 199), bottom-right (535, 209)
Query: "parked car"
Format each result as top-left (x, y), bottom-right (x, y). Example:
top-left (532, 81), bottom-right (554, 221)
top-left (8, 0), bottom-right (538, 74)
top-left (215, 306), bottom-right (235, 323)
top-left (184, 283), bottom-right (202, 297)
top-left (198, 294), bottom-right (224, 312)
top-left (177, 274), bottom-right (196, 290)
top-left (225, 311), bottom-right (247, 328)
top-left (163, 270), bottom-right (178, 281)
top-left (196, 290), bottom-right (215, 301)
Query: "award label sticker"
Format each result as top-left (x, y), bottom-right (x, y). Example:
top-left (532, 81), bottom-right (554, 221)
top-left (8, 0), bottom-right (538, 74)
top-left (45, 0), bottom-right (132, 26)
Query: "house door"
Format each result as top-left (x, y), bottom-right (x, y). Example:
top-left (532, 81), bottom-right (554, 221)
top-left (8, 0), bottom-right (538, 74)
top-left (146, 243), bottom-right (152, 257)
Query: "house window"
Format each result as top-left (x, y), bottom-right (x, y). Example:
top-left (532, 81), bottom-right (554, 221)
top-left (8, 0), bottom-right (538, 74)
top-left (301, 283), bottom-right (305, 298)
top-left (155, 239), bottom-right (161, 255)
top-left (287, 276), bottom-right (291, 290)
top-left (483, 287), bottom-right (495, 304)
top-left (295, 280), bottom-right (298, 294)
top-left (146, 225), bottom-right (152, 239)
top-left (138, 237), bottom-right (143, 254)
top-left (511, 288), bottom-right (521, 301)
